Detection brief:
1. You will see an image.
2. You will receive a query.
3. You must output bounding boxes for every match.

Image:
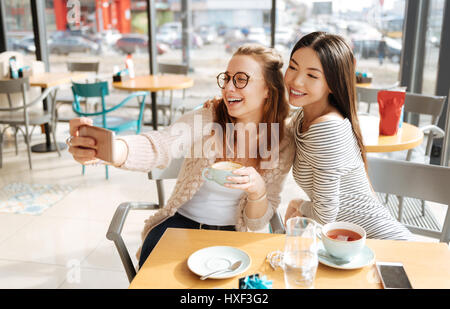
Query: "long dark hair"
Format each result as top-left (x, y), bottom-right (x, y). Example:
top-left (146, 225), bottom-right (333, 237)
top-left (290, 32), bottom-right (368, 172)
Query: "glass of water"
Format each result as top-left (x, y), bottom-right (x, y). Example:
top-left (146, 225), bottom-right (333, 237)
top-left (283, 217), bottom-right (319, 289)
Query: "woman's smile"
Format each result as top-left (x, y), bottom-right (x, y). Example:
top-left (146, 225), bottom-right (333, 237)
top-left (221, 55), bottom-right (268, 122)
top-left (225, 96), bottom-right (244, 108)
top-left (289, 88), bottom-right (307, 99)
top-left (284, 47), bottom-right (331, 109)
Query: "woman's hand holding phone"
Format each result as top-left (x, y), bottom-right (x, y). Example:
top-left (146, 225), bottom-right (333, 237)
top-left (68, 118), bottom-right (99, 165)
top-left (68, 117), bottom-right (128, 166)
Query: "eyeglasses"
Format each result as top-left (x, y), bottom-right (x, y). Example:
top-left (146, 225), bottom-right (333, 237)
top-left (216, 72), bottom-right (251, 89)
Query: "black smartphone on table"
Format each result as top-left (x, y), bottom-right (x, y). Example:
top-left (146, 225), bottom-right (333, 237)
top-left (376, 261), bottom-right (413, 289)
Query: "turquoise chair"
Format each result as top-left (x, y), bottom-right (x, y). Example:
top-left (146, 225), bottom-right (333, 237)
top-left (71, 81), bottom-right (148, 179)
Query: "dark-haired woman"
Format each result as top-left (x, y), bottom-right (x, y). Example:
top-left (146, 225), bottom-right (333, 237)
top-left (67, 44), bottom-right (296, 268)
top-left (284, 32), bottom-right (411, 240)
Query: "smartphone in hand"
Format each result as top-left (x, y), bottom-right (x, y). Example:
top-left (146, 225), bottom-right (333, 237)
top-left (78, 125), bottom-right (115, 163)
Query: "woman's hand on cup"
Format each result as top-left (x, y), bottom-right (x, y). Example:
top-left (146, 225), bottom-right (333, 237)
top-left (224, 166), bottom-right (266, 200)
top-left (68, 117), bottom-right (99, 165)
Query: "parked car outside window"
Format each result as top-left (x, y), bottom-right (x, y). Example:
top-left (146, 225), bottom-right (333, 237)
top-left (352, 37), bottom-right (401, 63)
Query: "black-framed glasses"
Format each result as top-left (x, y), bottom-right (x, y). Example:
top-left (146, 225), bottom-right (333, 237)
top-left (216, 72), bottom-right (251, 89)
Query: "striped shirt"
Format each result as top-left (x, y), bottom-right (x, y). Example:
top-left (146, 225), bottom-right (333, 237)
top-left (292, 109), bottom-right (411, 240)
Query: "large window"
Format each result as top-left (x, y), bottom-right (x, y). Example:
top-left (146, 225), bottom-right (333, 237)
top-left (156, 0), bottom-right (277, 103)
top-left (5, 0), bottom-right (410, 114)
top-left (313, 0), bottom-right (406, 87)
top-left (156, 0), bottom-right (407, 107)
top-left (152, 0), bottom-right (283, 106)
top-left (43, 0), bottom-right (151, 76)
top-left (37, 0), bottom-right (152, 120)
top-left (277, 0), bottom-right (405, 88)
top-left (4, 0), bottom-right (35, 55)
top-left (422, 0), bottom-right (445, 95)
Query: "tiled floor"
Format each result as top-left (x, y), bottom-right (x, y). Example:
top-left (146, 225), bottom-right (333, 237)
top-left (0, 123), bottom-right (162, 288)
top-left (0, 119), bottom-right (445, 289)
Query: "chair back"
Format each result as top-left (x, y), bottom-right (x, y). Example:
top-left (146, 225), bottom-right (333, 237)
top-left (0, 78), bottom-right (30, 111)
top-left (71, 81), bottom-right (110, 130)
top-left (0, 77), bottom-right (30, 94)
top-left (158, 63), bottom-right (189, 75)
top-left (367, 157), bottom-right (450, 242)
top-left (67, 61), bottom-right (100, 73)
top-left (403, 93), bottom-right (446, 125)
top-left (149, 158), bottom-right (184, 180)
top-left (356, 86), bottom-right (382, 104)
top-left (72, 81), bottom-right (109, 98)
top-left (356, 86), bottom-right (386, 113)
top-left (147, 158), bottom-right (184, 208)
top-left (156, 63), bottom-right (189, 125)
top-left (442, 90), bottom-right (450, 166)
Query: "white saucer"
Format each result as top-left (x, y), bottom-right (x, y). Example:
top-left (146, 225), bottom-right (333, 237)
top-left (187, 246), bottom-right (251, 279)
top-left (317, 241), bottom-right (375, 270)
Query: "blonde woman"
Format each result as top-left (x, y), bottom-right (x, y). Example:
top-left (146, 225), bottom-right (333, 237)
top-left (68, 44), bottom-right (296, 268)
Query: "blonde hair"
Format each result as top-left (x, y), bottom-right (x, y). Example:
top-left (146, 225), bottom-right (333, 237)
top-left (215, 44), bottom-right (289, 167)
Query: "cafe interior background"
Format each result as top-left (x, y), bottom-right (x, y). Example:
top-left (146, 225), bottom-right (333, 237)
top-left (0, 0), bottom-right (448, 288)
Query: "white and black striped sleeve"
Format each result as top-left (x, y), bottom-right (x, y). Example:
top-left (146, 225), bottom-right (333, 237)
top-left (298, 121), bottom-right (358, 225)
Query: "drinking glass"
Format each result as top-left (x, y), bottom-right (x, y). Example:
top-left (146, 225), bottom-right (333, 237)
top-left (283, 217), bottom-right (319, 289)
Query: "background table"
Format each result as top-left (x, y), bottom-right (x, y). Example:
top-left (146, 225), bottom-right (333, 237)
top-left (29, 72), bottom-right (87, 153)
top-left (112, 74), bottom-right (194, 130)
top-left (129, 228), bottom-right (450, 289)
top-left (359, 115), bottom-right (424, 152)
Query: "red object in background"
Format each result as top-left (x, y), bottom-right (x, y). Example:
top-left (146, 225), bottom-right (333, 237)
top-left (115, 0), bottom-right (131, 33)
top-left (54, 0), bottom-right (68, 30)
top-left (378, 90), bottom-right (406, 136)
top-left (97, 0), bottom-right (111, 31)
top-left (96, 0), bottom-right (131, 33)
top-left (53, 0), bottom-right (130, 33)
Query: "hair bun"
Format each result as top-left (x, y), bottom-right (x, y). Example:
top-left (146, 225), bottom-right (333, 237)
top-left (276, 60), bottom-right (284, 70)
top-left (273, 58), bottom-right (283, 70)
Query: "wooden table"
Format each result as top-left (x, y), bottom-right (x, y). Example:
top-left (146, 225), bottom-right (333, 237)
top-left (29, 72), bottom-right (88, 89)
top-left (356, 83), bottom-right (399, 89)
top-left (112, 74), bottom-right (194, 130)
top-left (129, 228), bottom-right (450, 289)
top-left (29, 72), bottom-right (88, 153)
top-left (359, 115), bottom-right (424, 153)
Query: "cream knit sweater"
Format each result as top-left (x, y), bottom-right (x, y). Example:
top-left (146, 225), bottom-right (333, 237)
top-left (117, 103), bottom-right (295, 259)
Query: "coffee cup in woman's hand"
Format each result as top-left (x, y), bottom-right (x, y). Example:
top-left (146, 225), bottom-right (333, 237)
top-left (202, 161), bottom-right (243, 186)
